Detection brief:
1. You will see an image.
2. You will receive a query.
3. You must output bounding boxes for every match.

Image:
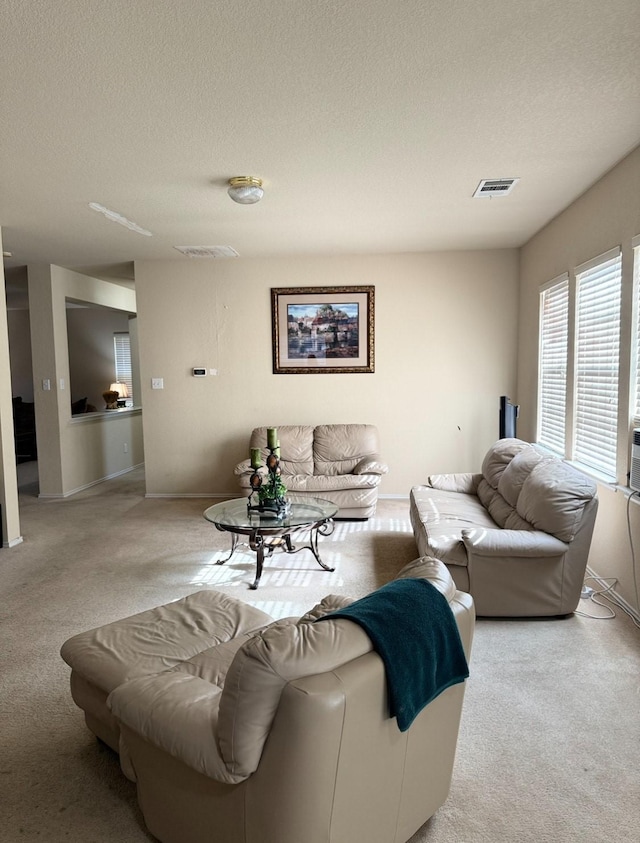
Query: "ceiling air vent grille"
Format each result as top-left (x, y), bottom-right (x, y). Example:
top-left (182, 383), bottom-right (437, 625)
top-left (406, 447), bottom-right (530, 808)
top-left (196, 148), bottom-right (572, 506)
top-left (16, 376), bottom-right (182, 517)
top-left (173, 245), bottom-right (239, 258)
top-left (473, 178), bottom-right (519, 198)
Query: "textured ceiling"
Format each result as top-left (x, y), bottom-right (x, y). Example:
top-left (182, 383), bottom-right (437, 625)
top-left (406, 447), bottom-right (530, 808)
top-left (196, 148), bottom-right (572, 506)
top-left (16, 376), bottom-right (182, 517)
top-left (1, 0), bottom-right (639, 275)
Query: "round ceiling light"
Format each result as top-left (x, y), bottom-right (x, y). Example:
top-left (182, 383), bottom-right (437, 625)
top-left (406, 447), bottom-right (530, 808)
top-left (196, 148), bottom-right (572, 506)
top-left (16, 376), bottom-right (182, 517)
top-left (227, 176), bottom-right (264, 205)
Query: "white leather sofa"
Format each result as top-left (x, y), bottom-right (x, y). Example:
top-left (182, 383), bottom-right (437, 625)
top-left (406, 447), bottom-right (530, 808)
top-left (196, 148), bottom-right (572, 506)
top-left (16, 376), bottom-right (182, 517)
top-left (61, 558), bottom-right (474, 843)
top-left (234, 424), bottom-right (388, 519)
top-left (410, 437), bottom-right (599, 617)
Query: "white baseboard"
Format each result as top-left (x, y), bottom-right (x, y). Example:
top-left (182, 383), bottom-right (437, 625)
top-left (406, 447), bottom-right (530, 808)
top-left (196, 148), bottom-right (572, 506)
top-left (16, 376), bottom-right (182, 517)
top-left (144, 492), bottom-right (234, 499)
top-left (378, 493), bottom-right (410, 501)
top-left (38, 463), bottom-right (144, 499)
top-left (3, 536), bottom-right (24, 548)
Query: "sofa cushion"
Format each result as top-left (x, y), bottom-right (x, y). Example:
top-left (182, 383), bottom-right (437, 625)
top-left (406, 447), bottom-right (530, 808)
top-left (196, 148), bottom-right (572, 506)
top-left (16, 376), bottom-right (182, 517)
top-left (497, 447), bottom-right (547, 508)
top-left (476, 442), bottom-right (544, 528)
top-left (481, 438), bottom-right (533, 490)
top-left (218, 615), bottom-right (373, 779)
top-left (249, 426), bottom-right (314, 476)
top-left (410, 485), bottom-right (497, 567)
top-left (476, 480), bottom-right (513, 528)
top-left (218, 557), bottom-right (459, 778)
top-left (170, 632), bottom-right (259, 687)
top-left (284, 473), bottom-right (382, 492)
top-left (61, 591), bottom-right (273, 695)
top-left (313, 423), bottom-right (380, 476)
top-left (517, 459), bottom-right (597, 542)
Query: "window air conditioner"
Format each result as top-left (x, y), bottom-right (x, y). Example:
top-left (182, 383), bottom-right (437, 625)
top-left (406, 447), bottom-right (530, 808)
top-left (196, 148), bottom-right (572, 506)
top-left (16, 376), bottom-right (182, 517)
top-left (630, 429), bottom-right (640, 493)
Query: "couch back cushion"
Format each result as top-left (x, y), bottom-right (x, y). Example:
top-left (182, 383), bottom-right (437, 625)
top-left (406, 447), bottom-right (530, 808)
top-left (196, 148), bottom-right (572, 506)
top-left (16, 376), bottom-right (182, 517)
top-left (218, 559), bottom-right (458, 778)
top-left (218, 606), bottom-right (371, 779)
top-left (516, 459), bottom-right (597, 542)
top-left (497, 447), bottom-right (547, 508)
top-left (481, 438), bottom-right (533, 489)
top-left (476, 439), bottom-right (538, 527)
top-left (313, 423), bottom-right (380, 475)
top-left (250, 426), bottom-right (314, 476)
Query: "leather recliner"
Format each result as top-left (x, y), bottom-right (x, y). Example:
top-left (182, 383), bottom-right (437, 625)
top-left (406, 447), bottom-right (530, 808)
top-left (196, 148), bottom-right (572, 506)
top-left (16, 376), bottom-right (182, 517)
top-left (61, 558), bottom-right (474, 843)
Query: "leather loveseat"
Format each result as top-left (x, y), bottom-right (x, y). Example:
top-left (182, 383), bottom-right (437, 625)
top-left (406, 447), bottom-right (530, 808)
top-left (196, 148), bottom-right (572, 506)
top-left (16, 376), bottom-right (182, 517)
top-left (234, 424), bottom-right (388, 519)
top-left (409, 437), bottom-right (598, 617)
top-left (61, 557), bottom-right (474, 843)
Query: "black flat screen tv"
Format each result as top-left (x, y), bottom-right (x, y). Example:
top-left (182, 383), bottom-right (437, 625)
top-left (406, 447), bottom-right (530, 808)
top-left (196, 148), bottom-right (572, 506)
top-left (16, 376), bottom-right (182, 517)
top-left (499, 396), bottom-right (519, 439)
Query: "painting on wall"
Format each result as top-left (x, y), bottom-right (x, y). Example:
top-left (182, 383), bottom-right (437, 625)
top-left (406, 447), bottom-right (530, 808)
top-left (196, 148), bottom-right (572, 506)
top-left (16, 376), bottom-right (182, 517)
top-left (271, 286), bottom-right (375, 374)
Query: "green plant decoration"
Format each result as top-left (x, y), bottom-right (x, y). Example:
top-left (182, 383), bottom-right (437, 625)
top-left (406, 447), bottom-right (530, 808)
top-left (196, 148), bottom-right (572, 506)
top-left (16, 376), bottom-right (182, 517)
top-left (258, 473), bottom-right (287, 503)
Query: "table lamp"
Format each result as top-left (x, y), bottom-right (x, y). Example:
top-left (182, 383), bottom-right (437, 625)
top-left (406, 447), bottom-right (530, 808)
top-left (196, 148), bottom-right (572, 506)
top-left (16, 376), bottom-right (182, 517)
top-left (110, 382), bottom-right (129, 408)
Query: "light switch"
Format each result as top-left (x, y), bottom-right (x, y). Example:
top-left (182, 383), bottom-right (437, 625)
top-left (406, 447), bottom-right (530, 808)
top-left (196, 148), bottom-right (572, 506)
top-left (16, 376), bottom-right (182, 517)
top-left (151, 378), bottom-right (164, 390)
top-left (42, 378), bottom-right (51, 391)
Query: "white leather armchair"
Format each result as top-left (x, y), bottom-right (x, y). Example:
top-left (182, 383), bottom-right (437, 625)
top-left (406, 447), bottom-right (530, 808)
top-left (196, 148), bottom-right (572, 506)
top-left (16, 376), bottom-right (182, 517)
top-left (62, 559), bottom-right (474, 843)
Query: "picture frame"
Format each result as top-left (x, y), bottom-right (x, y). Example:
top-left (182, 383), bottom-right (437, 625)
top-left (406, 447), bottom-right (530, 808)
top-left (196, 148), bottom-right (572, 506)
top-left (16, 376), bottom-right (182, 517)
top-left (271, 286), bottom-right (375, 374)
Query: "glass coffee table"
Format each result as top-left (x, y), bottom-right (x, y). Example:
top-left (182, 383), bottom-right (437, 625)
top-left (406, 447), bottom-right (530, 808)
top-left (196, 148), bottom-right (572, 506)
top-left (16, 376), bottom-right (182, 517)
top-left (203, 495), bottom-right (338, 589)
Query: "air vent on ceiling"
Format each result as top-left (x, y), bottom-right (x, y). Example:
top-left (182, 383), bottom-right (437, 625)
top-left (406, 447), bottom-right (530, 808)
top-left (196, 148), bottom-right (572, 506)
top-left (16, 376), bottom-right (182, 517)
top-left (473, 178), bottom-right (519, 198)
top-left (173, 245), bottom-right (239, 258)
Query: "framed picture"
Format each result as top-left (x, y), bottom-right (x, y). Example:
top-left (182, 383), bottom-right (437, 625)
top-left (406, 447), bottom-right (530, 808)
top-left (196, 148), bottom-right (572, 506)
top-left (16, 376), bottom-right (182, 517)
top-left (271, 286), bottom-right (375, 374)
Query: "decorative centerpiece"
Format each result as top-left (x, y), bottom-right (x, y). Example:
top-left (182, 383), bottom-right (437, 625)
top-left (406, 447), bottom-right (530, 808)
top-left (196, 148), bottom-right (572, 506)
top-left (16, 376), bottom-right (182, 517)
top-left (247, 427), bottom-right (291, 518)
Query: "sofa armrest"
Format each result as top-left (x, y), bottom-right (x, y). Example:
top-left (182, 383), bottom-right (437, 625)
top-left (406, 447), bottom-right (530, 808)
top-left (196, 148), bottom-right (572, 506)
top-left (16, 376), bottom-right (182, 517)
top-left (108, 672), bottom-right (247, 785)
top-left (461, 528), bottom-right (569, 558)
top-left (234, 461), bottom-right (269, 478)
top-left (353, 456), bottom-right (389, 475)
top-left (428, 472), bottom-right (482, 494)
top-left (234, 459), bottom-right (252, 476)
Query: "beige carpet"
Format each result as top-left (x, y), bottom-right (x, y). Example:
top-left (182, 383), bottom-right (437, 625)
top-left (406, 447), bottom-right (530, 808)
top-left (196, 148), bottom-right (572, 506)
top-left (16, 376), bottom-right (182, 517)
top-left (2, 463), bottom-right (639, 842)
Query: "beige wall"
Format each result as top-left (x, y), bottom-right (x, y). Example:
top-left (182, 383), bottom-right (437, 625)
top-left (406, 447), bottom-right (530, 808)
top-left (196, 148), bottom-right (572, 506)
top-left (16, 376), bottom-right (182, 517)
top-left (0, 227), bottom-right (21, 545)
top-left (27, 264), bottom-right (143, 497)
top-left (135, 249), bottom-right (519, 496)
top-left (519, 145), bottom-right (640, 611)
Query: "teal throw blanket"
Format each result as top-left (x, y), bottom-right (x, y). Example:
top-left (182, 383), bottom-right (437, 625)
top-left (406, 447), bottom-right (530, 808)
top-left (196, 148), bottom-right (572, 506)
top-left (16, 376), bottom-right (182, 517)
top-left (316, 578), bottom-right (469, 731)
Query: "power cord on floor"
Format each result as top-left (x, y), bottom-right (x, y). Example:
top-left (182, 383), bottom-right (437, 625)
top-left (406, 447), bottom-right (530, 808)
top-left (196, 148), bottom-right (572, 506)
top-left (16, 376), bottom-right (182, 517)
top-left (574, 576), bottom-right (617, 620)
top-left (575, 574), bottom-right (640, 628)
top-left (577, 491), bottom-right (640, 628)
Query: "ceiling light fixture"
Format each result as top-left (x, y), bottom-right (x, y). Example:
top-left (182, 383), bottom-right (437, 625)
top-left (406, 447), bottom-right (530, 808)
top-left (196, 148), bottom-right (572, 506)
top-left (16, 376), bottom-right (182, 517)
top-left (227, 176), bottom-right (264, 205)
top-left (88, 203), bottom-right (153, 236)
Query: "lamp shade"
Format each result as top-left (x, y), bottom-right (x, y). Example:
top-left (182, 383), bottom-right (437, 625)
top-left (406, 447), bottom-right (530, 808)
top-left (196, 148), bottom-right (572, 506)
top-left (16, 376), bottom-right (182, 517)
top-left (110, 382), bottom-right (129, 398)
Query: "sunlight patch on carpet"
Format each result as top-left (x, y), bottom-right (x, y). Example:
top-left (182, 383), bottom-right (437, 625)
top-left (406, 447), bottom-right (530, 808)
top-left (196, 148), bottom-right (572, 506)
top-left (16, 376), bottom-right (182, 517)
top-left (246, 600), bottom-right (306, 619)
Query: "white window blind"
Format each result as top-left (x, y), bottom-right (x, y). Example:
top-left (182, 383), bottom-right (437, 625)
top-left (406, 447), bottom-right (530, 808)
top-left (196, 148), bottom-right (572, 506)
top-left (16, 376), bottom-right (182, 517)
top-left (114, 333), bottom-right (133, 403)
top-left (538, 277), bottom-right (569, 455)
top-left (574, 251), bottom-right (622, 479)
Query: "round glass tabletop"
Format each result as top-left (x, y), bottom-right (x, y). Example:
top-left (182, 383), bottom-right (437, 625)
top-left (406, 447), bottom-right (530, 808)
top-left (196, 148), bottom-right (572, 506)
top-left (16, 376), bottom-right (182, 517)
top-left (203, 494), bottom-right (338, 532)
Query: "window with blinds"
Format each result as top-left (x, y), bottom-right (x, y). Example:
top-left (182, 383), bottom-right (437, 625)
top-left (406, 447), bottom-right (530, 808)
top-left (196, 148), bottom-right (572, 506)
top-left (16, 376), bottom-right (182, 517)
top-left (114, 333), bottom-right (133, 404)
top-left (538, 276), bottom-right (569, 455)
top-left (574, 250), bottom-right (622, 479)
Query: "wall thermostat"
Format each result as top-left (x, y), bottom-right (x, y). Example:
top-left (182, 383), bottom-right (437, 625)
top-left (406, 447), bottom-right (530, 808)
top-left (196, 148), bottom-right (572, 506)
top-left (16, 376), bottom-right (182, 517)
top-left (192, 368), bottom-right (207, 377)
